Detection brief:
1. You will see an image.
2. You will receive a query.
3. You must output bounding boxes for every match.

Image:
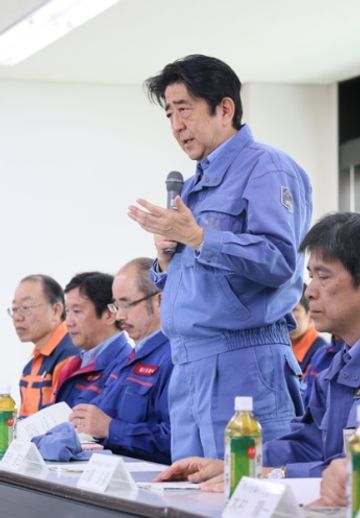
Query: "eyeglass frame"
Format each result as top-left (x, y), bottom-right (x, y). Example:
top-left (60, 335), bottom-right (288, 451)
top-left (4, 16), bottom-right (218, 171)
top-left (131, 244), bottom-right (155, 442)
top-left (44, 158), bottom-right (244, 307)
top-left (107, 292), bottom-right (158, 313)
top-left (7, 302), bottom-right (52, 318)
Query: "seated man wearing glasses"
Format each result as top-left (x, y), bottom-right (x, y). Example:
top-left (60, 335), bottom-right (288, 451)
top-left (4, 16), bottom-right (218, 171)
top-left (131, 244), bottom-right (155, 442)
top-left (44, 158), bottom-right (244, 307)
top-left (69, 258), bottom-right (173, 464)
top-left (9, 274), bottom-right (78, 418)
top-left (53, 272), bottom-right (132, 407)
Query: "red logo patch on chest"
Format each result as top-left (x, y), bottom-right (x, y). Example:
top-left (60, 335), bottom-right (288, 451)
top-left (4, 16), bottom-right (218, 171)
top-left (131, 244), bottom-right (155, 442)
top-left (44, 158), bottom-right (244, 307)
top-left (133, 363), bottom-right (159, 377)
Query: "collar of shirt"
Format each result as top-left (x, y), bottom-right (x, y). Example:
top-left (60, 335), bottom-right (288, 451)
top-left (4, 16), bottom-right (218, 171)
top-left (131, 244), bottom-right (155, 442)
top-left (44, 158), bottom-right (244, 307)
top-left (194, 131), bottom-right (239, 186)
top-left (80, 331), bottom-right (122, 368)
top-left (197, 132), bottom-right (238, 172)
top-left (32, 322), bottom-right (68, 357)
top-left (134, 329), bottom-right (160, 353)
top-left (344, 338), bottom-right (360, 362)
top-left (325, 337), bottom-right (360, 386)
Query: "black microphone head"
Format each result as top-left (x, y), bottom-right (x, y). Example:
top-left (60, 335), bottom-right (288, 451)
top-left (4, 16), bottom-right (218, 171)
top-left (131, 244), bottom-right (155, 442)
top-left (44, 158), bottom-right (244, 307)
top-left (166, 171), bottom-right (184, 193)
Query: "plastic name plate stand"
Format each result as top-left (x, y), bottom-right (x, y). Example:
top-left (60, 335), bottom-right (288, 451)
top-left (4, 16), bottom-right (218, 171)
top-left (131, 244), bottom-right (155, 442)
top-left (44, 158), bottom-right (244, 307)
top-left (77, 453), bottom-right (138, 494)
top-left (0, 439), bottom-right (48, 476)
top-left (222, 476), bottom-right (303, 518)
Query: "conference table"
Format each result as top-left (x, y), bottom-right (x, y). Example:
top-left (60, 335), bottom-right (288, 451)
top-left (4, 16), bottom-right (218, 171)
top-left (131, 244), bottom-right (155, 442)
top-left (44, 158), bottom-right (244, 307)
top-left (0, 456), bottom-right (345, 518)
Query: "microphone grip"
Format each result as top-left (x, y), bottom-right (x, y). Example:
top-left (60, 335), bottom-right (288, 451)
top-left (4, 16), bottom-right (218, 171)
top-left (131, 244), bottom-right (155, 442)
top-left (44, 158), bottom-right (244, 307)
top-left (164, 191), bottom-right (179, 254)
top-left (167, 190), bottom-right (179, 210)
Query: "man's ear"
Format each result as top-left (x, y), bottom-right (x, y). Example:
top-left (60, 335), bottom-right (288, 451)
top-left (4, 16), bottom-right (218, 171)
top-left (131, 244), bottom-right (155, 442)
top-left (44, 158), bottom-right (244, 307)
top-left (218, 96), bottom-right (235, 127)
top-left (104, 307), bottom-right (117, 326)
top-left (153, 292), bottom-right (162, 309)
top-left (53, 302), bottom-right (64, 320)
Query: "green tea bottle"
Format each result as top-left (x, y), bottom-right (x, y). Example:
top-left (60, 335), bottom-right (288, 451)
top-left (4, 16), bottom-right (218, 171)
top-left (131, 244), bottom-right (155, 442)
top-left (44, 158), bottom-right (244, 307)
top-left (0, 385), bottom-right (16, 459)
top-left (224, 396), bottom-right (262, 499)
top-left (348, 404), bottom-right (360, 517)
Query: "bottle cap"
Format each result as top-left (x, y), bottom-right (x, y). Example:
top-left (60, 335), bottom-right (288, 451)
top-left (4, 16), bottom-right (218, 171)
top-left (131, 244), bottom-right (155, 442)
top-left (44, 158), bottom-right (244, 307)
top-left (0, 384), bottom-right (11, 395)
top-left (234, 396), bottom-right (253, 411)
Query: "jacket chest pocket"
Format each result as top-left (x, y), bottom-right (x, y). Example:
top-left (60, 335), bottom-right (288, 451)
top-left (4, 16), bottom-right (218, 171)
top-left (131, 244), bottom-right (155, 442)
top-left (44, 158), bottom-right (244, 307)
top-left (117, 380), bottom-right (152, 423)
top-left (197, 195), bottom-right (247, 233)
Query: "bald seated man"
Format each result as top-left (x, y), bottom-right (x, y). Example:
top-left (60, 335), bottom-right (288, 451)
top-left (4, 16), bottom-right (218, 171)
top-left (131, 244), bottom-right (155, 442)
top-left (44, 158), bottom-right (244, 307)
top-left (70, 258), bottom-right (173, 464)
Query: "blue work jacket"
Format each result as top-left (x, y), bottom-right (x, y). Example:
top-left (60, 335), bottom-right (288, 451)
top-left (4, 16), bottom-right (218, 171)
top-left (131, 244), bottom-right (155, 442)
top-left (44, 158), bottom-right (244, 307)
top-left (152, 124), bottom-right (312, 362)
top-left (300, 337), bottom-right (344, 407)
top-left (263, 340), bottom-right (360, 477)
top-left (54, 332), bottom-right (132, 408)
top-left (92, 331), bottom-right (173, 465)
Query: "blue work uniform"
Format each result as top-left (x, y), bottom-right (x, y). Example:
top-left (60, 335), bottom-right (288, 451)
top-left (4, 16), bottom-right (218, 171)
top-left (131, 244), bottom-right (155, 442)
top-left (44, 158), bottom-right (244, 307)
top-left (53, 332), bottom-right (132, 407)
top-left (152, 124), bottom-right (312, 460)
top-left (263, 340), bottom-right (360, 477)
top-left (91, 331), bottom-right (173, 465)
top-left (300, 336), bottom-right (344, 407)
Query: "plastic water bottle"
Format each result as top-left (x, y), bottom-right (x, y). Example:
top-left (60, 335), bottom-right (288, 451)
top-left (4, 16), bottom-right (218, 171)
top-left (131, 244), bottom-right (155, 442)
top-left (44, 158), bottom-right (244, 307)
top-left (0, 385), bottom-right (16, 459)
top-left (224, 396), bottom-right (262, 499)
top-left (347, 404), bottom-right (360, 517)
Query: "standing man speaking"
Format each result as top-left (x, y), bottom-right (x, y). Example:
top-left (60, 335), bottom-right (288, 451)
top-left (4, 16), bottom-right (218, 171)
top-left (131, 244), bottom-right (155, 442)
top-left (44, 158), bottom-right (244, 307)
top-left (129, 54), bottom-right (312, 461)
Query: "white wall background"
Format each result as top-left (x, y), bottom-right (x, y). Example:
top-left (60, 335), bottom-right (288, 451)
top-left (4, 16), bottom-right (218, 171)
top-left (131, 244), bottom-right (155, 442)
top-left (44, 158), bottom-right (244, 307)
top-left (0, 79), bottom-right (337, 405)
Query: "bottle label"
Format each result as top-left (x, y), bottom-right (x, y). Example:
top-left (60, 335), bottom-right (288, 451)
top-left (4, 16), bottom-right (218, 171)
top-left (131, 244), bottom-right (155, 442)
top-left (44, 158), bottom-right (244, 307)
top-left (224, 435), bottom-right (262, 499)
top-left (0, 411), bottom-right (16, 458)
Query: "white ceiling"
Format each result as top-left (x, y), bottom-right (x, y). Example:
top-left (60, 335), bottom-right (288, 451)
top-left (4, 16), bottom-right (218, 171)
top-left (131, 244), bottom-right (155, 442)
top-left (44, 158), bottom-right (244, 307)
top-left (0, 0), bottom-right (360, 86)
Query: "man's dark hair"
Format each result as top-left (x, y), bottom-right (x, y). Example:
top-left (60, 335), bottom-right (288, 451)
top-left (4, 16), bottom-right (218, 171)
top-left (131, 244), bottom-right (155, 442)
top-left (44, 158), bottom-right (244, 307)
top-left (145, 54), bottom-right (242, 130)
top-left (299, 211), bottom-right (360, 287)
top-left (65, 272), bottom-right (121, 329)
top-left (21, 274), bottom-right (66, 320)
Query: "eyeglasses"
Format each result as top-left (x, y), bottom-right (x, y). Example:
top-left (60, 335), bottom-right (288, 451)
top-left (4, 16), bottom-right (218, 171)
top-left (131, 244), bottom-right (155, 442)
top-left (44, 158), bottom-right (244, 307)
top-left (7, 303), bottom-right (51, 318)
top-left (107, 292), bottom-right (158, 313)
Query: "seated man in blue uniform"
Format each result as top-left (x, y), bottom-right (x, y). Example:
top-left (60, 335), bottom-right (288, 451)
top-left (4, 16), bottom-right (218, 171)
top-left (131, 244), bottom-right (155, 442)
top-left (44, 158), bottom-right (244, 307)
top-left (53, 272), bottom-right (132, 407)
top-left (263, 211), bottom-right (360, 477)
top-left (153, 211), bottom-right (360, 488)
top-left (128, 54), bottom-right (312, 460)
top-left (69, 258), bottom-right (173, 465)
top-left (300, 334), bottom-right (344, 408)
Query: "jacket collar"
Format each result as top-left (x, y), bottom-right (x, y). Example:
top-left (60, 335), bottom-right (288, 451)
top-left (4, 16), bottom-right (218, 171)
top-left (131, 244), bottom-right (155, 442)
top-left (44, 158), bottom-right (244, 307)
top-left (325, 339), bottom-right (360, 388)
top-left (189, 124), bottom-right (253, 191)
top-left (127, 330), bottom-right (168, 364)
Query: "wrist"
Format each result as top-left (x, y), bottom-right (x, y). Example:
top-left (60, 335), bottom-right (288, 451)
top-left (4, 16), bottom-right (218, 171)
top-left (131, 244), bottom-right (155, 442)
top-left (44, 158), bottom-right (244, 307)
top-left (188, 227), bottom-right (204, 250)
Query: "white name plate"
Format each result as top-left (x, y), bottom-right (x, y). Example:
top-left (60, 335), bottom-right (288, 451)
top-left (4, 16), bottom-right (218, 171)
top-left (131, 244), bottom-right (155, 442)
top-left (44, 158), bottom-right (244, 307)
top-left (77, 454), bottom-right (138, 493)
top-left (0, 439), bottom-right (48, 474)
top-left (222, 476), bottom-right (303, 518)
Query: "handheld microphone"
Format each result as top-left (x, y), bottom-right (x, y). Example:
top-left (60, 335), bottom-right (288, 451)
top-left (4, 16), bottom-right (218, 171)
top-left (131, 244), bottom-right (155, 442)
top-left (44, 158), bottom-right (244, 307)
top-left (166, 171), bottom-right (184, 209)
top-left (164, 171), bottom-right (184, 253)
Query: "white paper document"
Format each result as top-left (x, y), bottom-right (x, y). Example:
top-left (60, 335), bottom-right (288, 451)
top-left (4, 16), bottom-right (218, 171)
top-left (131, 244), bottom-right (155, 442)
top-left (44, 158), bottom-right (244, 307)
top-left (137, 481), bottom-right (200, 491)
top-left (277, 478), bottom-right (321, 506)
top-left (47, 462), bottom-right (87, 473)
top-left (16, 402), bottom-right (72, 441)
top-left (124, 461), bottom-right (169, 472)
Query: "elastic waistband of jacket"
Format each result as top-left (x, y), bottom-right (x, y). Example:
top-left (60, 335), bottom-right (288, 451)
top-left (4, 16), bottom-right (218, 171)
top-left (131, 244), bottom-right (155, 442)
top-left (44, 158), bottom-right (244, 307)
top-left (170, 321), bottom-right (290, 364)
